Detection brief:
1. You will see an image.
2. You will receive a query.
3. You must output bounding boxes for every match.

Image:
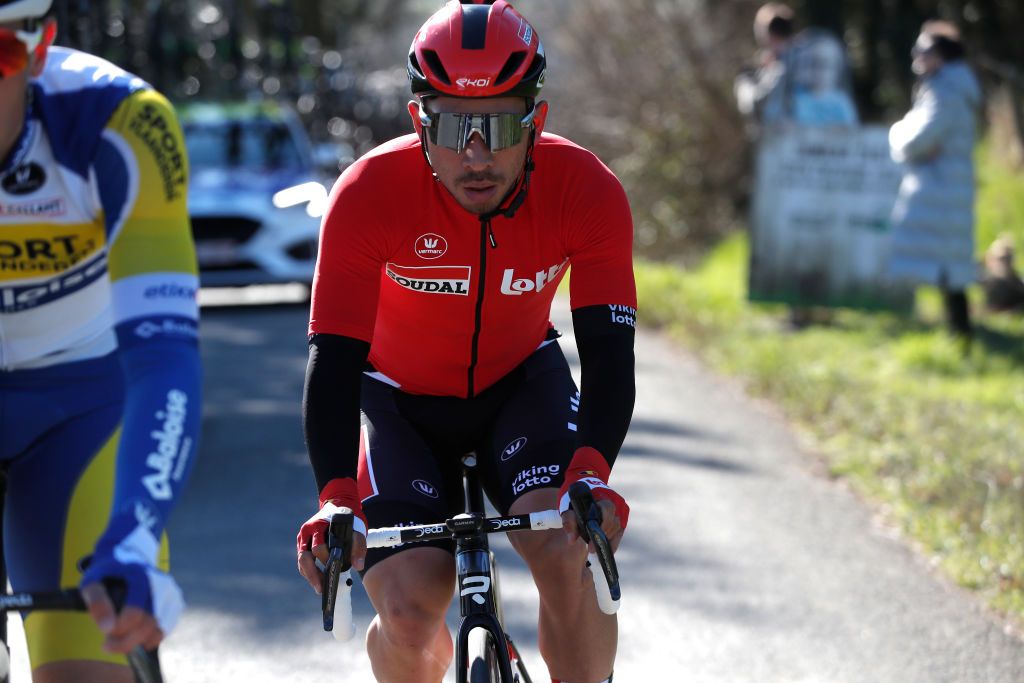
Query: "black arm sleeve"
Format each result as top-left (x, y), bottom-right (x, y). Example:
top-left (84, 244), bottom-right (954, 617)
top-left (572, 304), bottom-right (637, 469)
top-left (303, 333), bottom-right (371, 492)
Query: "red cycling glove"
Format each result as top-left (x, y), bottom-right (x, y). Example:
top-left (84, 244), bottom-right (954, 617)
top-left (557, 447), bottom-right (629, 531)
top-left (296, 477), bottom-right (368, 557)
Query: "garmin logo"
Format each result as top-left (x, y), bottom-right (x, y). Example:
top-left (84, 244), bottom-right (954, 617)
top-left (500, 260), bottom-right (567, 296)
top-left (143, 390), bottom-right (191, 501)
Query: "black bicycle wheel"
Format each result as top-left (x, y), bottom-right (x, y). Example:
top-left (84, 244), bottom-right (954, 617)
top-left (468, 628), bottom-right (502, 683)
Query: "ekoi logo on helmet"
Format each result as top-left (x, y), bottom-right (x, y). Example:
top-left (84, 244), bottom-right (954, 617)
top-left (456, 77), bottom-right (491, 89)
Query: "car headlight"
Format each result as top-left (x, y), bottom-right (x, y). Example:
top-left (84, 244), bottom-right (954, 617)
top-left (272, 182), bottom-right (329, 218)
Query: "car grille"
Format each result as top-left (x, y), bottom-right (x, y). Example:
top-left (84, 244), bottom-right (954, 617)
top-left (190, 216), bottom-right (261, 244)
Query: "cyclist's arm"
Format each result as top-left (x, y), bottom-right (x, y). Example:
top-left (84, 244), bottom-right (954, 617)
top-left (572, 307), bottom-right (635, 466)
top-left (304, 333), bottom-right (370, 489)
top-left (302, 159), bottom-right (388, 534)
top-left (560, 151), bottom-right (637, 541)
top-left (85, 89), bottom-right (201, 636)
top-left (76, 89), bottom-right (198, 643)
top-left (566, 153), bottom-right (637, 470)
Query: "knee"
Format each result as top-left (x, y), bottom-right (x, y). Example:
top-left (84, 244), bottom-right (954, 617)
top-left (375, 595), bottom-right (449, 647)
top-left (366, 551), bottom-right (454, 647)
top-left (511, 530), bottom-right (589, 597)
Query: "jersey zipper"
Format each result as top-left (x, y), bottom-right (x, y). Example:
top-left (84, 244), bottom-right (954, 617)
top-left (467, 217), bottom-right (492, 398)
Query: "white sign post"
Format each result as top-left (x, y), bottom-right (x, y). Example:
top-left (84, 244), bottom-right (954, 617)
top-left (748, 125), bottom-right (913, 311)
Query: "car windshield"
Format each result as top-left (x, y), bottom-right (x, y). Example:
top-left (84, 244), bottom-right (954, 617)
top-left (184, 120), bottom-right (304, 170)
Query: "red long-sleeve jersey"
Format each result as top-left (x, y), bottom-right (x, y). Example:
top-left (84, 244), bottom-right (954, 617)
top-left (310, 131), bottom-right (636, 398)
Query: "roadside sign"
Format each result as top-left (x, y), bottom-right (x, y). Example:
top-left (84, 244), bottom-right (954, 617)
top-left (748, 125), bottom-right (913, 311)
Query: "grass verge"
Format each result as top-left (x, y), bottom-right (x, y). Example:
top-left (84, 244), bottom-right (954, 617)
top-left (635, 232), bottom-right (1024, 618)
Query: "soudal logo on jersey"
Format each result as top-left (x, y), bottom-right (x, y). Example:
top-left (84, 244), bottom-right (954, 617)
top-left (414, 233), bottom-right (448, 260)
top-left (0, 253), bottom-right (107, 313)
top-left (500, 259), bottom-right (567, 296)
top-left (1, 162), bottom-right (46, 195)
top-left (0, 198), bottom-right (65, 217)
top-left (386, 263), bottom-right (471, 296)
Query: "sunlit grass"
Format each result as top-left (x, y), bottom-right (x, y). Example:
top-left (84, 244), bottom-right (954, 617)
top-left (636, 227), bottom-right (1024, 617)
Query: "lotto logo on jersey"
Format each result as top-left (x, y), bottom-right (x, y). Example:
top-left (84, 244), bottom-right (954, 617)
top-left (512, 464), bottom-right (561, 496)
top-left (386, 263), bottom-right (471, 296)
top-left (500, 259), bottom-right (567, 296)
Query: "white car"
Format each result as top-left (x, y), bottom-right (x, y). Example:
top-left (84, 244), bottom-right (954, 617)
top-left (180, 102), bottom-right (338, 287)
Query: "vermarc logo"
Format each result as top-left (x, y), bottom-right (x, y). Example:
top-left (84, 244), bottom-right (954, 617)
top-left (415, 233), bottom-right (448, 259)
top-left (501, 437), bottom-right (528, 461)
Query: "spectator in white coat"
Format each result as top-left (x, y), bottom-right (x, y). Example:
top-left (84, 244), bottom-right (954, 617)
top-left (888, 20), bottom-right (981, 339)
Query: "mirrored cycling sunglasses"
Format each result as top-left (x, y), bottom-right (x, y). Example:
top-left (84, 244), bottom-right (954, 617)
top-left (418, 104), bottom-right (536, 153)
top-left (0, 25), bottom-right (44, 80)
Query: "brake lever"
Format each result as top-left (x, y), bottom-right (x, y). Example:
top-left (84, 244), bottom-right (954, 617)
top-left (568, 481), bottom-right (600, 545)
top-left (568, 481), bottom-right (622, 611)
top-left (321, 512), bottom-right (353, 633)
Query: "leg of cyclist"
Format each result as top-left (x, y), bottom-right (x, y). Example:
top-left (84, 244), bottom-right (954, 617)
top-left (3, 362), bottom-right (154, 683)
top-left (355, 375), bottom-right (470, 683)
top-left (362, 548), bottom-right (455, 683)
top-left (508, 488), bottom-right (616, 683)
top-left (478, 340), bottom-right (616, 683)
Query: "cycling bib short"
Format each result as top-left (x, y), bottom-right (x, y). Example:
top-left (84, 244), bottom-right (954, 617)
top-left (357, 336), bottom-right (577, 571)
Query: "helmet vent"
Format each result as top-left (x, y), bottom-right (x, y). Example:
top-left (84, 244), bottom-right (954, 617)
top-left (420, 49), bottom-right (451, 86)
top-left (494, 51), bottom-right (526, 86)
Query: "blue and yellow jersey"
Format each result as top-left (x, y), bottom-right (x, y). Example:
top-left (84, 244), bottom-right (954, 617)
top-left (0, 48), bottom-right (202, 663)
top-left (0, 46), bottom-right (198, 367)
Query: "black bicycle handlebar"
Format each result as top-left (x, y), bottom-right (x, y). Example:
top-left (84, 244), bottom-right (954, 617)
top-left (0, 579), bottom-right (164, 683)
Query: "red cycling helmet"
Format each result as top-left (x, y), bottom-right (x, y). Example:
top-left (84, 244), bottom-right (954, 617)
top-left (408, 0), bottom-right (546, 99)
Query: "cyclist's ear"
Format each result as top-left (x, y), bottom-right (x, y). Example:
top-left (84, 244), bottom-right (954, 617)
top-left (29, 18), bottom-right (57, 77)
top-left (408, 100), bottom-right (423, 136)
top-left (532, 100), bottom-right (549, 141)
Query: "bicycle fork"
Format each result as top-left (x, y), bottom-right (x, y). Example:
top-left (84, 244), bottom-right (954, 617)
top-left (454, 536), bottom-right (516, 683)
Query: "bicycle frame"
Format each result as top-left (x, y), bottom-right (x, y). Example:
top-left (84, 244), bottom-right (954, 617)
top-left (453, 460), bottom-right (522, 683)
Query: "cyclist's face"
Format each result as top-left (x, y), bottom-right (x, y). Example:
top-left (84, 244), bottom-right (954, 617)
top-left (411, 95), bottom-right (532, 216)
top-left (0, 19), bottom-right (51, 161)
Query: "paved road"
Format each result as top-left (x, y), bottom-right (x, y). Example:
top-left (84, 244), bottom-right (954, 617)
top-left (11, 298), bottom-right (1023, 681)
